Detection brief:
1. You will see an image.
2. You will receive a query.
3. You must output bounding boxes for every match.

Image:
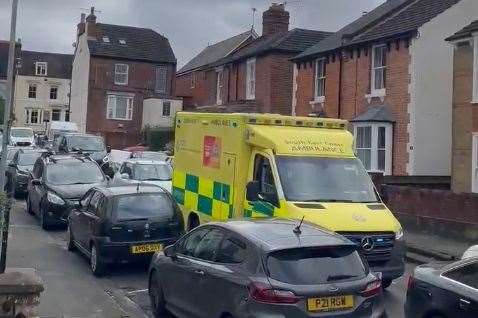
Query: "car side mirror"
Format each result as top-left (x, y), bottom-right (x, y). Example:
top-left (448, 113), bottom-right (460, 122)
top-left (106, 145), bottom-right (112, 153)
top-left (31, 179), bottom-right (42, 186)
top-left (246, 181), bottom-right (260, 201)
top-left (163, 245), bottom-right (176, 259)
top-left (120, 173), bottom-right (129, 179)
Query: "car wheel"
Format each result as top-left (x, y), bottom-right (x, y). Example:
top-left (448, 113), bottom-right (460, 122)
top-left (90, 244), bottom-right (105, 276)
top-left (26, 196), bottom-right (34, 215)
top-left (40, 203), bottom-right (51, 231)
top-left (149, 271), bottom-right (168, 317)
top-left (382, 279), bottom-right (392, 289)
top-left (67, 224), bottom-right (76, 252)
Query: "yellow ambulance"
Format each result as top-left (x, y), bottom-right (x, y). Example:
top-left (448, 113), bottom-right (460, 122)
top-left (172, 112), bottom-right (405, 287)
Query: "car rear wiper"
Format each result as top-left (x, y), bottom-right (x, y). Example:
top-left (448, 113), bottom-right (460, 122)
top-left (326, 274), bottom-right (358, 282)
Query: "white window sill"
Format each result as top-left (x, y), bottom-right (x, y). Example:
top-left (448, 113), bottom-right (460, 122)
top-left (310, 96), bottom-right (325, 104)
top-left (366, 89), bottom-right (386, 102)
top-left (114, 82), bottom-right (128, 86)
top-left (471, 100), bottom-right (478, 104)
top-left (107, 117), bottom-right (132, 121)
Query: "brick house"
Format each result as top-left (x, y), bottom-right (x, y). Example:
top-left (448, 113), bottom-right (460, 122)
top-left (446, 20), bottom-right (478, 193)
top-left (177, 4), bottom-right (331, 114)
top-left (14, 51), bottom-right (72, 131)
top-left (70, 8), bottom-right (180, 148)
top-left (292, 0), bottom-right (478, 176)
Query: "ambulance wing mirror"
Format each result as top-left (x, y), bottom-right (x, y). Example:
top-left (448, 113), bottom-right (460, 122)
top-left (246, 181), bottom-right (260, 201)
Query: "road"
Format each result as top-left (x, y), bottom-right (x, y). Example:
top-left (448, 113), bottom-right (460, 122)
top-left (7, 198), bottom-right (413, 318)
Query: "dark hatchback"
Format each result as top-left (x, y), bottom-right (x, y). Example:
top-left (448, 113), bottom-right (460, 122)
top-left (405, 257), bottom-right (478, 318)
top-left (148, 219), bottom-right (385, 318)
top-left (26, 153), bottom-right (107, 230)
top-left (68, 185), bottom-right (184, 276)
top-left (6, 148), bottom-right (46, 196)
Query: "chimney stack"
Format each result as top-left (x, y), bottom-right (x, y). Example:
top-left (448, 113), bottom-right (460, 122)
top-left (77, 13), bottom-right (86, 37)
top-left (86, 7), bottom-right (97, 37)
top-left (262, 3), bottom-right (289, 37)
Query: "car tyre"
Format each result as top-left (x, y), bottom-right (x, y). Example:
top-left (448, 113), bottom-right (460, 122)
top-left (90, 244), bottom-right (105, 276)
top-left (40, 203), bottom-right (51, 231)
top-left (149, 271), bottom-right (168, 318)
top-left (67, 224), bottom-right (76, 252)
top-left (26, 195), bottom-right (34, 215)
top-left (382, 279), bottom-right (392, 289)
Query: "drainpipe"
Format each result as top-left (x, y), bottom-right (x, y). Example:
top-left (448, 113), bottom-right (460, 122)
top-left (338, 51), bottom-right (343, 118)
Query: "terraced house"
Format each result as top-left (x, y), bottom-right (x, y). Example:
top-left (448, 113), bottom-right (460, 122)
top-left (292, 0), bottom-right (478, 176)
top-left (70, 8), bottom-right (181, 148)
top-left (176, 3), bottom-right (331, 114)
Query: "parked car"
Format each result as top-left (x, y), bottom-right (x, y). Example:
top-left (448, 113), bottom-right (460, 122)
top-left (131, 151), bottom-right (169, 161)
top-left (26, 153), bottom-right (108, 230)
top-left (56, 133), bottom-right (108, 164)
top-left (6, 148), bottom-right (46, 196)
top-left (148, 219), bottom-right (385, 318)
top-left (117, 159), bottom-right (172, 192)
top-left (67, 184), bottom-right (184, 276)
top-left (405, 257), bottom-right (478, 318)
top-left (10, 127), bottom-right (35, 146)
top-left (462, 245), bottom-right (478, 259)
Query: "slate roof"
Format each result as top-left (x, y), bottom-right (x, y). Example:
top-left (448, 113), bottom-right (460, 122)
top-left (217, 28), bottom-right (332, 65)
top-left (294, 0), bottom-right (462, 61)
top-left (350, 105), bottom-right (395, 123)
top-left (446, 19), bottom-right (478, 41)
top-left (294, 0), bottom-right (410, 60)
top-left (18, 51), bottom-right (72, 79)
top-left (87, 23), bottom-right (176, 64)
top-left (178, 30), bottom-right (255, 74)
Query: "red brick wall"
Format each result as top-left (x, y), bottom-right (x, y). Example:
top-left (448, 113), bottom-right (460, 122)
top-left (87, 57), bottom-right (176, 148)
top-left (295, 40), bottom-right (411, 175)
top-left (269, 53), bottom-right (294, 115)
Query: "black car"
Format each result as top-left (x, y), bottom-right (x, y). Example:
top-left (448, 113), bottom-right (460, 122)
top-left (148, 219), bottom-right (385, 318)
top-left (26, 153), bottom-right (108, 230)
top-left (6, 148), bottom-right (46, 196)
top-left (67, 184), bottom-right (184, 276)
top-left (56, 133), bottom-right (108, 164)
top-left (405, 257), bottom-right (478, 318)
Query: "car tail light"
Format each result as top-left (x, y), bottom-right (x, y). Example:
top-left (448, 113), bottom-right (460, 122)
top-left (249, 282), bottom-right (300, 304)
top-left (361, 279), bottom-right (382, 297)
top-left (407, 275), bottom-right (415, 290)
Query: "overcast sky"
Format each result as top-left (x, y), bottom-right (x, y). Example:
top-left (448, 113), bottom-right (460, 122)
top-left (0, 0), bottom-right (385, 67)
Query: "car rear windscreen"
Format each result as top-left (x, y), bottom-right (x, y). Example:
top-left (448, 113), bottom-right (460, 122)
top-left (114, 193), bottom-right (174, 220)
top-left (267, 246), bottom-right (366, 285)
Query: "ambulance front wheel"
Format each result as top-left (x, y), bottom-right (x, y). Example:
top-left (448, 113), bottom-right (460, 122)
top-left (187, 213), bottom-right (200, 231)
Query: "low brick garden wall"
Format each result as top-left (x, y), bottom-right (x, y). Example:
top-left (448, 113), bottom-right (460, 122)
top-left (382, 185), bottom-right (478, 242)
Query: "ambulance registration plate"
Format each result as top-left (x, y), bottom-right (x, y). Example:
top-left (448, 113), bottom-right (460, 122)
top-left (307, 295), bottom-right (354, 312)
top-left (131, 243), bottom-right (162, 254)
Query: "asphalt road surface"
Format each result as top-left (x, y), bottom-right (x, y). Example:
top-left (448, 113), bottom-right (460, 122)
top-left (7, 198), bottom-right (414, 318)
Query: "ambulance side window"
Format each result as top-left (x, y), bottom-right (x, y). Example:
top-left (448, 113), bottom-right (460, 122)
top-left (253, 155), bottom-right (279, 206)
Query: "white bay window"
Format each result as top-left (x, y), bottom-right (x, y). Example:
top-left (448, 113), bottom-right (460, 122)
top-left (107, 93), bottom-right (134, 120)
top-left (354, 123), bottom-right (392, 175)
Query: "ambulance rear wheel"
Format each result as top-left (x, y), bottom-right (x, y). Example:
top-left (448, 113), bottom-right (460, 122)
top-left (187, 214), bottom-right (199, 231)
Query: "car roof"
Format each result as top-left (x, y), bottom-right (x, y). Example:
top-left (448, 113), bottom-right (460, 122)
top-left (210, 219), bottom-right (354, 252)
top-left (124, 159), bottom-right (170, 165)
top-left (43, 154), bottom-right (95, 164)
top-left (18, 148), bottom-right (47, 154)
top-left (94, 184), bottom-right (167, 197)
top-left (63, 133), bottom-right (101, 138)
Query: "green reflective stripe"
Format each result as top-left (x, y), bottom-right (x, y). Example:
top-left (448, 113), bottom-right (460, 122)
top-left (185, 174), bottom-right (199, 192)
top-left (251, 201), bottom-right (275, 216)
top-left (222, 184), bottom-right (231, 203)
top-left (213, 181), bottom-right (222, 201)
top-left (198, 195), bottom-right (213, 215)
top-left (228, 205), bottom-right (234, 218)
top-left (172, 187), bottom-right (185, 205)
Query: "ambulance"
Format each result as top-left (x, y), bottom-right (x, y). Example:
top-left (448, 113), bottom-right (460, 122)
top-left (172, 112), bottom-right (405, 287)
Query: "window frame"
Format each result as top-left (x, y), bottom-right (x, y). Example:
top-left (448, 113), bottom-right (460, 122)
top-left (162, 101), bottom-right (171, 117)
top-left (28, 84), bottom-right (37, 99)
top-left (472, 133), bottom-right (478, 193)
top-left (114, 63), bottom-right (129, 85)
top-left (473, 35), bottom-right (478, 103)
top-left (26, 109), bottom-right (41, 124)
top-left (371, 45), bottom-right (387, 96)
top-left (49, 86), bottom-right (58, 100)
top-left (252, 154), bottom-right (280, 207)
top-left (51, 109), bottom-right (61, 121)
top-left (35, 62), bottom-right (47, 76)
top-left (314, 58), bottom-right (326, 101)
top-left (216, 68), bottom-right (223, 105)
top-left (155, 65), bottom-right (168, 94)
top-left (190, 72), bottom-right (196, 88)
top-left (106, 93), bottom-right (134, 121)
top-left (246, 58), bottom-right (256, 100)
top-left (353, 122), bottom-right (393, 175)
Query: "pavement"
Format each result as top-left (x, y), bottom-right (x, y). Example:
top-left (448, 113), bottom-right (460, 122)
top-left (6, 198), bottom-right (414, 318)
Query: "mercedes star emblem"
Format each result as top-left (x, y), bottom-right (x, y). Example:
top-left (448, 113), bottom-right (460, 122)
top-left (361, 237), bottom-right (374, 251)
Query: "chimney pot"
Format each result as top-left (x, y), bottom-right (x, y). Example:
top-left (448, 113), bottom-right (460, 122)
top-left (262, 3), bottom-right (290, 37)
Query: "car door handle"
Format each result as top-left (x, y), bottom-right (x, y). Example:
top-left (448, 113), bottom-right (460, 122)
top-left (460, 298), bottom-right (471, 309)
top-left (194, 269), bottom-right (205, 276)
